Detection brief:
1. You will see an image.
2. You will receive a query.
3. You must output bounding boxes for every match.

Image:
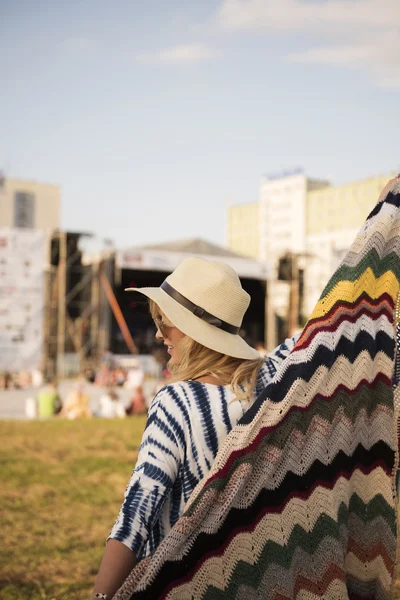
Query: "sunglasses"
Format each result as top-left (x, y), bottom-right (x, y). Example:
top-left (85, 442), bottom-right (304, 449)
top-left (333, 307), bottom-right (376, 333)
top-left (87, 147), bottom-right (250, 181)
top-left (154, 317), bottom-right (173, 337)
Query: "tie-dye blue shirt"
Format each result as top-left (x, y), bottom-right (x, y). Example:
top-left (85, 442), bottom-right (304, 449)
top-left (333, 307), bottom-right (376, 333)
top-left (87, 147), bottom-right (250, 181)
top-left (108, 336), bottom-right (298, 559)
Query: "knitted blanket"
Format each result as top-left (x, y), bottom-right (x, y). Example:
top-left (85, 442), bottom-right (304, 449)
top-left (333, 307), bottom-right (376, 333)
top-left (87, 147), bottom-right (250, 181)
top-left (115, 180), bottom-right (400, 600)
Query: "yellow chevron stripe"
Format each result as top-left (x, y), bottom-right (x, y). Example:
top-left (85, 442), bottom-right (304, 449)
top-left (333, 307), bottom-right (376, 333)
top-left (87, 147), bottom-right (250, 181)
top-left (309, 268), bottom-right (399, 320)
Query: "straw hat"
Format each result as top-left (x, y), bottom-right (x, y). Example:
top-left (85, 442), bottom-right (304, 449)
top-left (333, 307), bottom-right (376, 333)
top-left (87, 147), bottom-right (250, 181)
top-left (125, 257), bottom-right (260, 360)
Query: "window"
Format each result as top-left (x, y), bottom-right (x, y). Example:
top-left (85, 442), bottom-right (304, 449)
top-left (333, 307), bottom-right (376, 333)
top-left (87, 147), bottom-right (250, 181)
top-left (14, 192), bottom-right (35, 228)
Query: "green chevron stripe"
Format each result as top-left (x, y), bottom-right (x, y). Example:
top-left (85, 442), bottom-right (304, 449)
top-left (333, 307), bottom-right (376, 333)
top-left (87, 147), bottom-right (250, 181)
top-left (320, 250), bottom-right (400, 298)
top-left (348, 493), bottom-right (396, 535)
top-left (186, 381), bottom-right (392, 512)
top-left (201, 498), bottom-right (395, 600)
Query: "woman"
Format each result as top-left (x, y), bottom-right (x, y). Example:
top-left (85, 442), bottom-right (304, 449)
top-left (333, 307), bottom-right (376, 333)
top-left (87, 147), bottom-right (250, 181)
top-left (61, 381), bottom-right (92, 419)
top-left (92, 257), bottom-right (296, 599)
top-left (124, 359), bottom-right (147, 416)
top-left (98, 387), bottom-right (126, 419)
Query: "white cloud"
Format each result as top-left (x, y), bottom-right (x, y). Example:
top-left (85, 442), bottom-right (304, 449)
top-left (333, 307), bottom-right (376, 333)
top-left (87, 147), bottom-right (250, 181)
top-left (213, 0), bottom-right (400, 86)
top-left (136, 44), bottom-right (221, 65)
top-left (289, 32), bottom-right (400, 87)
top-left (215, 0), bottom-right (398, 33)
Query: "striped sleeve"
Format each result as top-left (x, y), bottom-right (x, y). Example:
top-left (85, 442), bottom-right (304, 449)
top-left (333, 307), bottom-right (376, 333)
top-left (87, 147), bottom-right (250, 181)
top-left (108, 386), bottom-right (184, 556)
top-left (257, 335), bottom-right (300, 390)
top-left (267, 334), bottom-right (300, 372)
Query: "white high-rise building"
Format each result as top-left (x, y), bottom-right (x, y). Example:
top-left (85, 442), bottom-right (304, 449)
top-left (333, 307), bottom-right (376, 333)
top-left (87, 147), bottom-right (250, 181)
top-left (226, 168), bottom-right (395, 349)
top-left (259, 169), bottom-right (329, 347)
top-left (259, 169), bottom-right (329, 268)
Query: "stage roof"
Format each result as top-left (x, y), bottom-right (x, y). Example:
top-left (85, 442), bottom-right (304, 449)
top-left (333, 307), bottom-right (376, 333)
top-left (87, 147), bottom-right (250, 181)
top-left (117, 237), bottom-right (271, 281)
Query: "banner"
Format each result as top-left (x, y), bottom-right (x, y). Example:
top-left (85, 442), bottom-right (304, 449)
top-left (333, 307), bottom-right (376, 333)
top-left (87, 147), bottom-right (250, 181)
top-left (0, 229), bottom-right (45, 371)
top-left (117, 248), bottom-right (271, 280)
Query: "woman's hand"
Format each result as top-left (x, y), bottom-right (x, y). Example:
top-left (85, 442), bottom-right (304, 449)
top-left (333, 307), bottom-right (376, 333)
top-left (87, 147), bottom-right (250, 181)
top-left (377, 174), bottom-right (400, 203)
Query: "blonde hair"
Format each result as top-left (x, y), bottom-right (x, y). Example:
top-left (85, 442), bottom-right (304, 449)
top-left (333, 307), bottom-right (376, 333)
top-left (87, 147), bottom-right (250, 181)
top-left (150, 300), bottom-right (263, 404)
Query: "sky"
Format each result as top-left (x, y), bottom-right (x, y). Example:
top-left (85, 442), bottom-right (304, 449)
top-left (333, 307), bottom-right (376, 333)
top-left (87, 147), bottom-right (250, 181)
top-left (1, 0), bottom-right (399, 250)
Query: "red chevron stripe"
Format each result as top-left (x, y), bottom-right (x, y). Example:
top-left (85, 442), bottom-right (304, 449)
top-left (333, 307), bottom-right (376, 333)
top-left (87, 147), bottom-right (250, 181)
top-left (216, 460), bottom-right (391, 535)
top-left (161, 460), bottom-right (392, 598)
top-left (293, 562), bottom-right (346, 596)
top-left (306, 292), bottom-right (394, 328)
top-left (208, 374), bottom-right (392, 484)
top-left (296, 304), bottom-right (393, 351)
top-left (347, 538), bottom-right (393, 572)
top-left (296, 293), bottom-right (394, 349)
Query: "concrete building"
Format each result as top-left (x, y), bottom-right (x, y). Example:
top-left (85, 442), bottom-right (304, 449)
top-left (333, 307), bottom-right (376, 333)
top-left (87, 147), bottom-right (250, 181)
top-left (304, 173), bottom-right (396, 317)
top-left (0, 174), bottom-right (60, 235)
top-left (259, 169), bottom-right (330, 268)
top-left (226, 202), bottom-right (259, 259)
top-left (258, 169), bottom-right (330, 347)
top-left (226, 170), bottom-right (396, 348)
top-left (306, 174), bottom-right (394, 237)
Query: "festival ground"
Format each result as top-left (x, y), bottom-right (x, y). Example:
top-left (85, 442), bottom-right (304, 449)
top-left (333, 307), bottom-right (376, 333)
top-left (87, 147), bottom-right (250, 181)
top-left (1, 417), bottom-right (400, 600)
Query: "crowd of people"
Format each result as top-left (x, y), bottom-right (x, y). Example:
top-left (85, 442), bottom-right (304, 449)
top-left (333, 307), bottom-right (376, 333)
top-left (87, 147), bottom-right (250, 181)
top-left (12, 355), bottom-right (171, 421)
top-left (0, 367), bottom-right (45, 391)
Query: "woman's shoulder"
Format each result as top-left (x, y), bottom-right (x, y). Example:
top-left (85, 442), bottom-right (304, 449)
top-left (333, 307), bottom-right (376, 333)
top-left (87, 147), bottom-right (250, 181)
top-left (156, 379), bottom-right (186, 393)
top-left (154, 380), bottom-right (201, 401)
top-left (150, 381), bottom-right (190, 410)
top-left (151, 380), bottom-right (223, 411)
top-left (160, 379), bottom-right (227, 395)
top-left (146, 381), bottom-right (201, 434)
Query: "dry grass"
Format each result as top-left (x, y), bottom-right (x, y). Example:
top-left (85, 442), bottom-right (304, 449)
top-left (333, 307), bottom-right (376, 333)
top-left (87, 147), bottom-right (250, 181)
top-left (0, 418), bottom-right (146, 599)
top-left (1, 418), bottom-right (399, 599)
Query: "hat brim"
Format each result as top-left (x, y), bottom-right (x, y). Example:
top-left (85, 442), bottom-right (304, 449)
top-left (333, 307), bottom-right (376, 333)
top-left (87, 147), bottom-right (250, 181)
top-left (125, 287), bottom-right (260, 360)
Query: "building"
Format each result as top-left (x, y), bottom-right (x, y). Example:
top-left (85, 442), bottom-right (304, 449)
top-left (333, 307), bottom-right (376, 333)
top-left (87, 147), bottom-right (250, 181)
top-left (0, 175), bottom-right (60, 235)
top-left (226, 202), bottom-right (259, 259)
top-left (0, 228), bottom-right (46, 372)
top-left (304, 173), bottom-right (397, 316)
top-left (225, 169), bottom-right (396, 348)
top-left (0, 175), bottom-right (61, 375)
top-left (259, 169), bottom-right (329, 268)
top-left (258, 169), bottom-right (330, 347)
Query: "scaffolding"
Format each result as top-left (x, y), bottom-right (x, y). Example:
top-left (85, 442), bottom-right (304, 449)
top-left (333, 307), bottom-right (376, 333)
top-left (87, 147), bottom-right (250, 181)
top-left (43, 231), bottom-right (136, 380)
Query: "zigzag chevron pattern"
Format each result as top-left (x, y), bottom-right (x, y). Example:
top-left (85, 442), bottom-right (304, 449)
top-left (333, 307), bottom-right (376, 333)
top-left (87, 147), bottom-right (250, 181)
top-left (114, 180), bottom-right (400, 599)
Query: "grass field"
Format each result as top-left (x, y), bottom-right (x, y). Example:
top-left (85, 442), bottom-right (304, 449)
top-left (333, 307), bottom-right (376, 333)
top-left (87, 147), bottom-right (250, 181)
top-left (0, 418), bottom-right (147, 600)
top-left (1, 418), bottom-right (400, 599)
